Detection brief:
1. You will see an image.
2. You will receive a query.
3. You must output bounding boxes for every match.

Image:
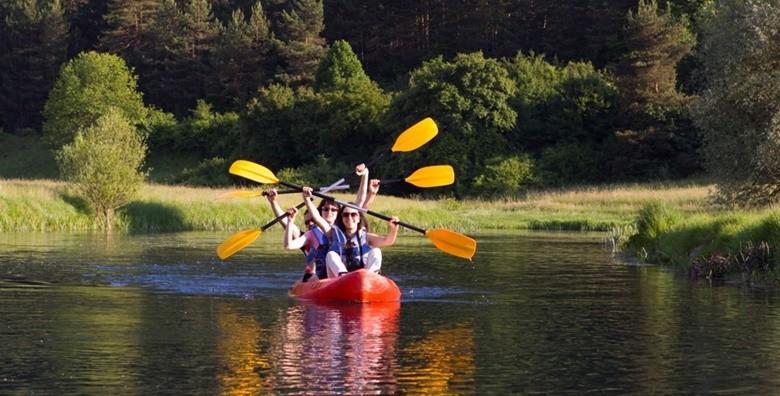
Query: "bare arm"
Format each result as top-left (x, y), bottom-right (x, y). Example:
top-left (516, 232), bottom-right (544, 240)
top-left (265, 188), bottom-right (289, 228)
top-left (354, 163), bottom-right (369, 207)
top-left (367, 216), bottom-right (399, 248)
top-left (362, 179), bottom-right (380, 209)
top-left (284, 207), bottom-right (308, 250)
top-left (303, 187), bottom-right (331, 234)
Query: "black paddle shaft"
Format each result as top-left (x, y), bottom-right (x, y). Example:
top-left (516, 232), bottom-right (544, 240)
top-left (278, 181), bottom-right (427, 235)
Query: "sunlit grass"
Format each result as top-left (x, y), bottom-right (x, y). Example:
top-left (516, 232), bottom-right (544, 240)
top-left (1, 178), bottom-right (716, 233)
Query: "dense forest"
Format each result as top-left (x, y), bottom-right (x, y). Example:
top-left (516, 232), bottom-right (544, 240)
top-left (4, 0), bottom-right (773, 200)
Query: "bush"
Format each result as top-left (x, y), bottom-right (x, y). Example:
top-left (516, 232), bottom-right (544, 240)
top-left (173, 157), bottom-right (232, 187)
top-left (471, 155), bottom-right (535, 197)
top-left (537, 143), bottom-right (599, 185)
top-left (276, 155), bottom-right (351, 188)
top-left (56, 108), bottom-right (147, 230)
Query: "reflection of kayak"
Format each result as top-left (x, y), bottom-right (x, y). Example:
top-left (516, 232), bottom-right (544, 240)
top-left (288, 269), bottom-right (401, 303)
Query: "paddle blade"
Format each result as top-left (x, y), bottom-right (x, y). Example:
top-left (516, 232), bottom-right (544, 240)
top-left (391, 118), bottom-right (438, 152)
top-left (425, 228), bottom-right (477, 260)
top-left (405, 165), bottom-right (455, 188)
top-left (229, 160), bottom-right (279, 184)
top-left (217, 190), bottom-right (262, 199)
top-left (217, 229), bottom-right (262, 260)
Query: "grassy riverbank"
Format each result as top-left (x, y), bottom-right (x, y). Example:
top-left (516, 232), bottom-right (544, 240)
top-left (1, 178), bottom-right (712, 233)
top-left (624, 201), bottom-right (780, 281)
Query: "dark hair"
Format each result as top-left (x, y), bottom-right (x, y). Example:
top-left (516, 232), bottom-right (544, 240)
top-left (335, 205), bottom-right (368, 234)
top-left (317, 199), bottom-right (338, 212)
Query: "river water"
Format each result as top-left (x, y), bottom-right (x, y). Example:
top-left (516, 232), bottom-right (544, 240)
top-left (2, 230), bottom-right (780, 394)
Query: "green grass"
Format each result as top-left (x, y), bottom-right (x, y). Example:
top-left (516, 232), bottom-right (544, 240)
top-left (0, 178), bottom-right (714, 233)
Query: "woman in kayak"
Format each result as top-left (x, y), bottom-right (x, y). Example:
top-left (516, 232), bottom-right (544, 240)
top-left (283, 164), bottom-right (372, 281)
top-left (325, 203), bottom-right (400, 278)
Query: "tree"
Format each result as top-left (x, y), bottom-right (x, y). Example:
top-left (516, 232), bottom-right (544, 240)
top-left (386, 52), bottom-right (517, 195)
top-left (314, 39), bottom-right (370, 91)
top-left (692, 0), bottom-right (780, 205)
top-left (56, 107), bottom-right (147, 230)
top-left (273, 0), bottom-right (326, 86)
top-left (211, 1), bottom-right (272, 109)
top-left (145, 0), bottom-right (220, 114)
top-left (42, 51), bottom-right (148, 148)
top-left (99, 0), bottom-right (160, 65)
top-left (0, 0), bottom-right (68, 132)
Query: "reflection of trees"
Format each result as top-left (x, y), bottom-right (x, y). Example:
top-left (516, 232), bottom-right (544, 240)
top-left (399, 324), bottom-right (476, 394)
top-left (215, 304), bottom-right (270, 394)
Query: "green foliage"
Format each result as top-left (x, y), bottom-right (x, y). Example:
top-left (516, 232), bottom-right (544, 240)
top-left (211, 2), bottom-right (272, 109)
top-left (149, 100), bottom-right (239, 159)
top-left (387, 52), bottom-right (517, 195)
top-left (0, 0), bottom-right (68, 131)
top-left (172, 157), bottom-right (232, 187)
top-left (42, 51), bottom-right (148, 148)
top-left (471, 155), bottom-right (535, 197)
top-left (505, 53), bottom-right (618, 155)
top-left (276, 155), bottom-right (351, 187)
top-left (693, 0), bottom-right (780, 206)
top-left (314, 40), bottom-right (370, 91)
top-left (274, 0), bottom-right (326, 86)
top-left (55, 108), bottom-right (147, 230)
top-left (537, 143), bottom-right (599, 185)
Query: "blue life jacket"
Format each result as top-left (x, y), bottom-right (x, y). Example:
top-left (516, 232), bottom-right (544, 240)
top-left (330, 227), bottom-right (371, 272)
top-left (305, 226), bottom-right (330, 279)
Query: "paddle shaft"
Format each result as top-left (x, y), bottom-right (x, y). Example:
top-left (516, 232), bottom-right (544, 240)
top-left (277, 181), bottom-right (427, 234)
top-left (261, 179), bottom-right (345, 231)
top-left (272, 178), bottom-right (407, 195)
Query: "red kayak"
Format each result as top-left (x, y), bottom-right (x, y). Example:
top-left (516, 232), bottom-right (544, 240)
top-left (288, 269), bottom-right (401, 303)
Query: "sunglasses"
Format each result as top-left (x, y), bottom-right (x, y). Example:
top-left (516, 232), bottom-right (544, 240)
top-left (321, 207), bottom-right (339, 213)
top-left (341, 212), bottom-right (360, 219)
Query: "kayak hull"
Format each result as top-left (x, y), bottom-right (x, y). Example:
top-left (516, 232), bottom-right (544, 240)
top-left (288, 269), bottom-right (401, 303)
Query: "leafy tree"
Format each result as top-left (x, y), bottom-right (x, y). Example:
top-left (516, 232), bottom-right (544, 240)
top-left (42, 51), bottom-right (148, 148)
top-left (56, 107), bottom-right (147, 230)
top-left (386, 52), bottom-right (517, 195)
top-left (273, 0), bottom-right (326, 86)
top-left (0, 0), bottom-right (68, 132)
top-left (692, 0), bottom-right (780, 205)
top-left (314, 40), bottom-right (370, 91)
top-left (471, 155), bottom-right (535, 197)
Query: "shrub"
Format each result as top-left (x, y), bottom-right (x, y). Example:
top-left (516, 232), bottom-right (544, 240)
top-left (471, 155), bottom-right (535, 197)
top-left (56, 108), bottom-right (147, 230)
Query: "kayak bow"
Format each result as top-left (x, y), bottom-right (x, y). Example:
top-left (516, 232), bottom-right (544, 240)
top-left (288, 269), bottom-right (401, 303)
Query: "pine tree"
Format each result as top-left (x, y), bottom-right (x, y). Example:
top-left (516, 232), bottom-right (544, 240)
top-left (614, 0), bottom-right (694, 113)
top-left (211, 1), bottom-right (272, 108)
top-left (0, 0), bottom-right (68, 132)
top-left (145, 0), bottom-right (220, 114)
top-left (100, 0), bottom-right (160, 64)
top-left (274, 0), bottom-right (326, 86)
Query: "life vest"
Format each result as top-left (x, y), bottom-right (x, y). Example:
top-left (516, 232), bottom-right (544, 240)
top-left (330, 227), bottom-right (371, 272)
top-left (305, 226), bottom-right (330, 279)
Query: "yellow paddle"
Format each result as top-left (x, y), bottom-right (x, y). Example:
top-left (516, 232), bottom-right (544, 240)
top-left (217, 165), bottom-right (454, 200)
top-left (216, 165), bottom-right (457, 259)
top-left (218, 118), bottom-right (439, 260)
top-left (226, 160), bottom-right (477, 260)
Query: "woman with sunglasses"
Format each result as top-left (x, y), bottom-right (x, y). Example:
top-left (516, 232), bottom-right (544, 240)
top-left (324, 203), bottom-right (400, 278)
top-left (283, 164), bottom-right (371, 281)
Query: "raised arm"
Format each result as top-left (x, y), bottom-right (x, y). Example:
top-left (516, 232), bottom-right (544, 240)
top-left (303, 187), bottom-right (331, 234)
top-left (284, 207), bottom-right (308, 250)
top-left (354, 163), bottom-right (369, 207)
top-left (367, 216), bottom-right (400, 248)
top-left (362, 179), bottom-right (380, 209)
top-left (265, 188), bottom-right (289, 228)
